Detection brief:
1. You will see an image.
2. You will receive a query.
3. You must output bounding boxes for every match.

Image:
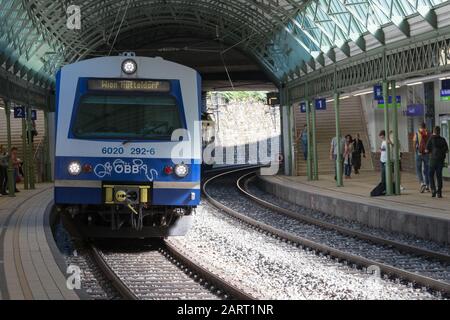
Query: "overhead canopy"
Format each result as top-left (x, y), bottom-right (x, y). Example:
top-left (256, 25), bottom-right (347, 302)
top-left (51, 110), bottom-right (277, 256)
top-left (0, 0), bottom-right (447, 90)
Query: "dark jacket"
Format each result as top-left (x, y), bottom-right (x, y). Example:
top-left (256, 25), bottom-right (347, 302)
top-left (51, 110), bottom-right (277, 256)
top-left (352, 139), bottom-right (365, 156)
top-left (0, 153), bottom-right (8, 168)
top-left (426, 135), bottom-right (449, 163)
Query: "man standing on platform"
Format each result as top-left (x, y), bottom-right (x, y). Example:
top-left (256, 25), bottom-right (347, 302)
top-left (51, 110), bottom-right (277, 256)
top-left (426, 126), bottom-right (449, 199)
top-left (379, 130), bottom-right (388, 186)
top-left (330, 135), bottom-right (345, 181)
top-left (352, 133), bottom-right (366, 175)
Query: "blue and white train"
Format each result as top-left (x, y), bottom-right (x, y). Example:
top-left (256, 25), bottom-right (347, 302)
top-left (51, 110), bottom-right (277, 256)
top-left (54, 53), bottom-right (202, 238)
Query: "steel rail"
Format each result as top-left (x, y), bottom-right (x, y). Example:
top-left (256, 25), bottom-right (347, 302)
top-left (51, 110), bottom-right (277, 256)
top-left (89, 241), bottom-right (255, 300)
top-left (163, 241), bottom-right (255, 300)
top-left (203, 168), bottom-right (450, 296)
top-left (89, 245), bottom-right (139, 300)
top-left (238, 171), bottom-right (450, 264)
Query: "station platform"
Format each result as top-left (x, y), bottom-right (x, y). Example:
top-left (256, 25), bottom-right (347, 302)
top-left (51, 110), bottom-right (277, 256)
top-left (258, 172), bottom-right (450, 244)
top-left (0, 184), bottom-right (80, 300)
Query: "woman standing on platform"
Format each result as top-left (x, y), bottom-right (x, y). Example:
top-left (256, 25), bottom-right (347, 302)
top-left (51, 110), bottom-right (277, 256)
top-left (344, 135), bottom-right (354, 179)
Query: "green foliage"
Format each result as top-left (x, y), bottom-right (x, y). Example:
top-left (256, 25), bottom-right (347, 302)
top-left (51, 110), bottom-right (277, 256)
top-left (209, 91), bottom-right (267, 103)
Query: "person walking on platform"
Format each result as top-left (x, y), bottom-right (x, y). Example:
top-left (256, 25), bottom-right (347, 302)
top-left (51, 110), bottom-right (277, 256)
top-left (296, 124), bottom-right (308, 161)
top-left (352, 133), bottom-right (366, 174)
top-left (344, 135), bottom-right (354, 179)
top-left (426, 126), bottom-right (449, 198)
top-left (0, 145), bottom-right (8, 195)
top-left (413, 123), bottom-right (431, 193)
top-left (330, 135), bottom-right (345, 181)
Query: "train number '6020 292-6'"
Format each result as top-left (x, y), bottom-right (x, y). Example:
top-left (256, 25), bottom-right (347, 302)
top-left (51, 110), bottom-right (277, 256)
top-left (101, 147), bottom-right (156, 156)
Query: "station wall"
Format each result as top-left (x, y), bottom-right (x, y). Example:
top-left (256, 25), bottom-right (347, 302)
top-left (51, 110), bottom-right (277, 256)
top-left (206, 96), bottom-right (281, 165)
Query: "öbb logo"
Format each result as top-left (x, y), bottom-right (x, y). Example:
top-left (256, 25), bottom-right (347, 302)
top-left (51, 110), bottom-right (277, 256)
top-left (94, 159), bottom-right (158, 182)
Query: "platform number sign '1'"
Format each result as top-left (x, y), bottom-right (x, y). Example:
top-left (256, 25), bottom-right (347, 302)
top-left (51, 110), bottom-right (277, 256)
top-left (315, 99), bottom-right (326, 111)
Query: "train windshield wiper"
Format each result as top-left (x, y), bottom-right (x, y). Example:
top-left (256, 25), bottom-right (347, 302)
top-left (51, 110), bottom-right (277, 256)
top-left (122, 140), bottom-right (133, 146)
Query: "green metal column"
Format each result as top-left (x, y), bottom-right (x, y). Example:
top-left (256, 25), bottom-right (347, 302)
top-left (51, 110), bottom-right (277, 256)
top-left (26, 106), bottom-right (35, 189)
top-left (311, 100), bottom-right (318, 181)
top-left (391, 80), bottom-right (401, 195)
top-left (334, 92), bottom-right (343, 187)
top-left (284, 107), bottom-right (293, 176)
top-left (448, 120), bottom-right (450, 166)
top-left (290, 104), bottom-right (297, 176)
top-left (44, 111), bottom-right (52, 182)
top-left (22, 115), bottom-right (29, 190)
top-left (305, 99), bottom-right (313, 181)
top-left (4, 101), bottom-right (15, 197)
top-left (383, 81), bottom-right (393, 196)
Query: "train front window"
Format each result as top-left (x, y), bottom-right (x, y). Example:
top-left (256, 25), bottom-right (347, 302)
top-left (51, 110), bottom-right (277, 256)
top-left (72, 95), bottom-right (184, 140)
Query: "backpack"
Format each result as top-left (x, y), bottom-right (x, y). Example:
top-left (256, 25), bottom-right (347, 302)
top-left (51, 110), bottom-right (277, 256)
top-left (370, 182), bottom-right (386, 197)
top-left (416, 131), bottom-right (428, 154)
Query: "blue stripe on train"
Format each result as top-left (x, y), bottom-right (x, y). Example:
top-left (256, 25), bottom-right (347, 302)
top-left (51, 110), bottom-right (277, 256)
top-left (55, 187), bottom-right (103, 205)
top-left (55, 156), bottom-right (201, 182)
top-left (153, 189), bottom-right (200, 206)
top-left (54, 187), bottom-right (201, 206)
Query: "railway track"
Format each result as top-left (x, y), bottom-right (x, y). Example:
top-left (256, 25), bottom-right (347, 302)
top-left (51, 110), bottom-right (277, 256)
top-left (89, 241), bottom-right (254, 300)
top-left (203, 168), bottom-right (450, 297)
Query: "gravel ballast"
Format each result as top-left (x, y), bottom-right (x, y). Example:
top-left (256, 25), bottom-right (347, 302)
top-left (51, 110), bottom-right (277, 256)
top-left (169, 202), bottom-right (444, 300)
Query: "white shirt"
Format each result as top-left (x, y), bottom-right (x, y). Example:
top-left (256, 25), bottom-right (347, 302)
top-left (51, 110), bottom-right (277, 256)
top-left (380, 141), bottom-right (387, 163)
top-left (331, 137), bottom-right (345, 156)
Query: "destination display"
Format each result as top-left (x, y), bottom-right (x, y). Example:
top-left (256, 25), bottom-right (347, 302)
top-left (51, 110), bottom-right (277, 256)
top-left (377, 96), bottom-right (401, 108)
top-left (440, 80), bottom-right (450, 101)
top-left (88, 79), bottom-right (171, 92)
top-left (406, 104), bottom-right (425, 117)
top-left (441, 89), bottom-right (450, 101)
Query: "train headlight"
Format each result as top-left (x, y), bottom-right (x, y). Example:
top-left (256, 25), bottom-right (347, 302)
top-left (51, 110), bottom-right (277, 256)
top-left (122, 59), bottom-right (137, 75)
top-left (68, 162), bottom-right (82, 176)
top-left (174, 164), bottom-right (189, 178)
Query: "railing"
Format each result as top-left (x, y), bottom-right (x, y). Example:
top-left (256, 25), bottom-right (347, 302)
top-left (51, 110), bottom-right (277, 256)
top-left (288, 30), bottom-right (450, 101)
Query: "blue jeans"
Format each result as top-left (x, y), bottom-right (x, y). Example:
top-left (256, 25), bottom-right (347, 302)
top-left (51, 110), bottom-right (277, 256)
top-left (415, 153), bottom-right (430, 186)
top-left (344, 163), bottom-right (352, 177)
top-left (301, 141), bottom-right (308, 160)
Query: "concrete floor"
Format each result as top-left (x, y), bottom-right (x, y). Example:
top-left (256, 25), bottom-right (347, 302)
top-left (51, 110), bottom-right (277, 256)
top-left (283, 171), bottom-right (449, 217)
